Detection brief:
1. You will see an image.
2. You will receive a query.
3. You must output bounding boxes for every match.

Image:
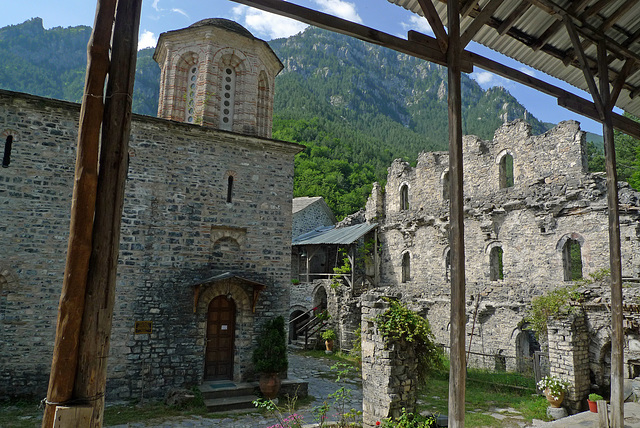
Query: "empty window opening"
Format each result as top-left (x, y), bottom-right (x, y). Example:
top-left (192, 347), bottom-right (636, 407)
top-left (562, 238), bottom-right (583, 281)
top-left (226, 176), bottom-right (234, 203)
top-left (400, 184), bottom-right (409, 211)
top-left (401, 252), bottom-right (410, 283)
top-left (3, 135), bottom-right (12, 168)
top-left (445, 249), bottom-right (451, 282)
top-left (185, 65), bottom-right (197, 123)
top-left (442, 170), bottom-right (450, 201)
top-left (499, 153), bottom-right (514, 188)
top-left (489, 246), bottom-right (504, 281)
top-left (220, 67), bottom-right (236, 130)
top-left (257, 72), bottom-right (269, 136)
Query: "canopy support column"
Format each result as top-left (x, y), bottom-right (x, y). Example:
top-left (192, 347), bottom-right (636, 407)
top-left (447, 1), bottom-right (466, 427)
top-left (598, 40), bottom-right (624, 428)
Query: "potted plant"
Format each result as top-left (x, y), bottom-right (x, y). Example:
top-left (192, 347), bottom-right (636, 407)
top-left (588, 393), bottom-right (604, 413)
top-left (537, 375), bottom-right (570, 408)
top-left (252, 316), bottom-right (288, 399)
top-left (322, 329), bottom-right (337, 353)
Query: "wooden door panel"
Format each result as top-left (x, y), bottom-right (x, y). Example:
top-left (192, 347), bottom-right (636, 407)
top-left (205, 296), bottom-right (235, 380)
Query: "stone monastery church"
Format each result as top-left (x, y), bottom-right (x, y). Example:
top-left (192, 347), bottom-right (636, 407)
top-left (0, 19), bottom-right (302, 400)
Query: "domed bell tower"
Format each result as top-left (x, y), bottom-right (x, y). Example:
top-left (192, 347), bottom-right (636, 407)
top-left (153, 19), bottom-right (283, 138)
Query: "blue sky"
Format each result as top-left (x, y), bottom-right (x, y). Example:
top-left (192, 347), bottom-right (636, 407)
top-left (1, 0), bottom-right (606, 135)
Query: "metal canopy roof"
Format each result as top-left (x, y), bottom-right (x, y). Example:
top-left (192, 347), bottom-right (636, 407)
top-left (389, 0), bottom-right (640, 119)
top-left (292, 223), bottom-right (377, 246)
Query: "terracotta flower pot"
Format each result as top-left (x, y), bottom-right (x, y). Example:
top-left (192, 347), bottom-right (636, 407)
top-left (544, 389), bottom-right (565, 408)
top-left (325, 339), bottom-right (334, 353)
top-left (259, 372), bottom-right (281, 399)
top-left (588, 399), bottom-right (598, 413)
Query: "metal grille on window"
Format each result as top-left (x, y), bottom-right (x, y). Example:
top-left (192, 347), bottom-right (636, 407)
top-left (220, 67), bottom-right (236, 131)
top-left (185, 65), bottom-right (197, 123)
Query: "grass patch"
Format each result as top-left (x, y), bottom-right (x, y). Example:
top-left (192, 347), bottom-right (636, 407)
top-left (0, 400), bottom-right (43, 428)
top-left (295, 349), bottom-right (359, 366)
top-left (416, 366), bottom-right (549, 427)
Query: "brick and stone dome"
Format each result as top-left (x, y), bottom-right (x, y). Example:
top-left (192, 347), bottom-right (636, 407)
top-left (153, 19), bottom-right (283, 138)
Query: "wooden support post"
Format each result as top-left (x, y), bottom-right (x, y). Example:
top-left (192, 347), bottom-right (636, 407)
top-left (447, 0), bottom-right (466, 427)
top-left (42, 1), bottom-right (116, 427)
top-left (598, 40), bottom-right (624, 428)
top-left (598, 400), bottom-right (610, 428)
top-left (53, 406), bottom-right (93, 428)
top-left (73, 0), bottom-right (143, 426)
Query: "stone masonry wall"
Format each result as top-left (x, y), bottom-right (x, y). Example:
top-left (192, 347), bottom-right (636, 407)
top-left (0, 89), bottom-right (300, 399)
top-left (547, 314), bottom-right (590, 411)
top-left (361, 292), bottom-right (418, 427)
top-left (292, 199), bottom-right (335, 239)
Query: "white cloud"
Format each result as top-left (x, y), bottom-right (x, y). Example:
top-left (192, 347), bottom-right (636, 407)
top-left (313, 0), bottom-right (362, 23)
top-left (138, 30), bottom-right (158, 50)
top-left (152, 0), bottom-right (161, 11)
top-left (232, 5), bottom-right (308, 39)
top-left (171, 8), bottom-right (189, 18)
top-left (401, 14), bottom-right (433, 35)
top-left (519, 66), bottom-right (536, 77)
top-left (473, 71), bottom-right (496, 85)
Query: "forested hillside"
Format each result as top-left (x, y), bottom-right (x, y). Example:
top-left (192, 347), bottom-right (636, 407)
top-left (2, 18), bottom-right (630, 219)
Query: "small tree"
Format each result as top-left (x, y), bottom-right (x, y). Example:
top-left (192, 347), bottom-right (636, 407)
top-left (252, 316), bottom-right (288, 374)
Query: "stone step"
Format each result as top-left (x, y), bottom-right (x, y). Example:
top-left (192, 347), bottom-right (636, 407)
top-left (199, 381), bottom-right (258, 400)
top-left (203, 394), bottom-right (260, 413)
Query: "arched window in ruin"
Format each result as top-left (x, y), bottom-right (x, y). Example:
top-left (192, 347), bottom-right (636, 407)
top-left (185, 64), bottom-right (198, 123)
top-left (515, 327), bottom-right (540, 374)
top-left (256, 71), bottom-right (270, 137)
top-left (400, 183), bottom-right (409, 211)
top-left (442, 169), bottom-right (450, 201)
top-left (444, 248), bottom-right (451, 282)
top-left (562, 238), bottom-right (583, 281)
top-left (220, 66), bottom-right (237, 130)
top-left (401, 251), bottom-right (411, 283)
top-left (313, 286), bottom-right (328, 312)
top-left (498, 151), bottom-right (514, 189)
top-left (489, 246), bottom-right (504, 281)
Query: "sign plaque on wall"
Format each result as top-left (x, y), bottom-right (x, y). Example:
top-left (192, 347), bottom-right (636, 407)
top-left (135, 321), bottom-right (152, 334)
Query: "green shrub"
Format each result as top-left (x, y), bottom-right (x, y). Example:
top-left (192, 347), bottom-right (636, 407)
top-left (252, 316), bottom-right (288, 373)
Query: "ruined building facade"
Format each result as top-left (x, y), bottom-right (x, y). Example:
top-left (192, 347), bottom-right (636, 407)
top-left (0, 19), bottom-right (300, 400)
top-left (363, 120), bottom-right (640, 408)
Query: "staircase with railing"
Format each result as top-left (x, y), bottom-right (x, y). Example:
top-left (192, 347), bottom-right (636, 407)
top-left (289, 307), bottom-right (327, 350)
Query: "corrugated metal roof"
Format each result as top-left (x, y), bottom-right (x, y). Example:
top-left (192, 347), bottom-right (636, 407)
top-left (292, 223), bottom-right (377, 246)
top-left (388, 0), bottom-right (640, 119)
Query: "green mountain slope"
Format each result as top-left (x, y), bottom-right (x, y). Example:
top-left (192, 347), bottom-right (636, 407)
top-left (0, 19), bottom-right (583, 217)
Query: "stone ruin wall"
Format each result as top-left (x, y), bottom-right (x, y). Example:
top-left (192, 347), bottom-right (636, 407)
top-left (364, 120), bottom-right (640, 383)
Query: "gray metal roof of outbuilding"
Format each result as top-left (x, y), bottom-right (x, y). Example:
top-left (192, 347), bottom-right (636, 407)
top-left (292, 223), bottom-right (377, 246)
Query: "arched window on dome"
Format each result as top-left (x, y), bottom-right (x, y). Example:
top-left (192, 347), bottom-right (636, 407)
top-left (184, 64), bottom-right (198, 123)
top-left (220, 66), bottom-right (236, 131)
top-left (257, 71), bottom-right (270, 137)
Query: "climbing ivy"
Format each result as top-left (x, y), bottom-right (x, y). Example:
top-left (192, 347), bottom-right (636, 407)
top-left (374, 299), bottom-right (444, 384)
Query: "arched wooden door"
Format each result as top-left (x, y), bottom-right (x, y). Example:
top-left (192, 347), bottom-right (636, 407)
top-left (205, 296), bottom-right (236, 380)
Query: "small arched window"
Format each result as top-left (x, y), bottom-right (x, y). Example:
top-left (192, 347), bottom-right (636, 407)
top-left (226, 176), bottom-right (234, 203)
top-left (400, 184), bottom-right (409, 211)
top-left (499, 153), bottom-right (514, 188)
top-left (562, 238), bottom-right (583, 281)
top-left (2, 135), bottom-right (13, 168)
top-left (185, 64), bottom-right (197, 123)
top-left (220, 67), bottom-right (236, 130)
top-left (489, 246), bottom-right (504, 281)
top-left (401, 252), bottom-right (411, 283)
top-left (257, 71), bottom-right (270, 137)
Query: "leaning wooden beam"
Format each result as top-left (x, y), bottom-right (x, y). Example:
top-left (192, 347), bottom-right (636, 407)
top-left (416, 0), bottom-right (448, 53)
top-left (447, 0), bottom-right (466, 426)
top-left (600, 0), bottom-right (634, 32)
top-left (609, 58), bottom-right (636, 110)
top-left (461, 0), bottom-right (504, 48)
top-left (564, 15), bottom-right (605, 120)
top-left (73, 0), bottom-right (143, 426)
top-left (42, 1), bottom-right (117, 427)
top-left (229, 0), bottom-right (473, 72)
top-left (598, 39), bottom-right (624, 428)
top-left (530, 0), bottom-right (591, 51)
